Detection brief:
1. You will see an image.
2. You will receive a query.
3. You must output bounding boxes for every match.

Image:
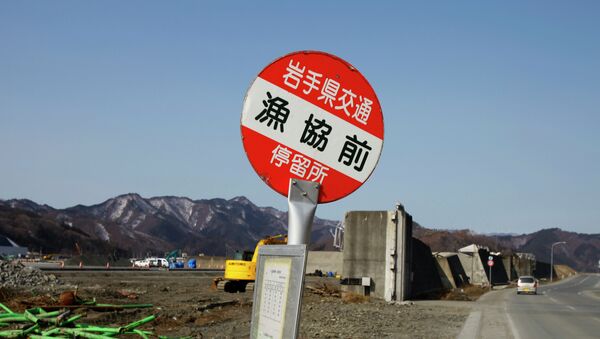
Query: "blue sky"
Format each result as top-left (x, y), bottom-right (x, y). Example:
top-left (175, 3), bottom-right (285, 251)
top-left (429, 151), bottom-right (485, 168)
top-left (1, 1), bottom-right (598, 234)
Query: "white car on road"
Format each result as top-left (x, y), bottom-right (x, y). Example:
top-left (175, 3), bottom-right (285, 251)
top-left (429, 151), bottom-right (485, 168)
top-left (517, 276), bottom-right (538, 295)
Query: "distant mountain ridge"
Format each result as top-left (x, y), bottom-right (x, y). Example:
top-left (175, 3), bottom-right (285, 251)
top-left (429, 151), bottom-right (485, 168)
top-left (1, 195), bottom-right (597, 272)
top-left (0, 194), bottom-right (337, 258)
top-left (414, 225), bottom-right (599, 272)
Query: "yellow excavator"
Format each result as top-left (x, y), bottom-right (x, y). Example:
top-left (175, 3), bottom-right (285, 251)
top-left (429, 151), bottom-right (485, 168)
top-left (213, 234), bottom-right (287, 293)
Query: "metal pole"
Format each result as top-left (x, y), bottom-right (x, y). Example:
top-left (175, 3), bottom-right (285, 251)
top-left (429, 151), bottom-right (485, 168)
top-left (287, 179), bottom-right (319, 245)
top-left (550, 246), bottom-right (554, 283)
top-left (286, 178), bottom-right (319, 339)
top-left (489, 264), bottom-right (492, 289)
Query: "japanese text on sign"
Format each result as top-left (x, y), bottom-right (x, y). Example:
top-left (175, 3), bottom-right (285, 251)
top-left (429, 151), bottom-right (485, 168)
top-left (282, 59), bottom-right (374, 126)
top-left (271, 144), bottom-right (329, 184)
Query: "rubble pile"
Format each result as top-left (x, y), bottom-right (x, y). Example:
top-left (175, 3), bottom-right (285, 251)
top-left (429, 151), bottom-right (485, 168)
top-left (0, 260), bottom-right (58, 288)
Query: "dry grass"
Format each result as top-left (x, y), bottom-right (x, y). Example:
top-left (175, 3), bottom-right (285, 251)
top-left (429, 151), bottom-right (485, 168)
top-left (441, 284), bottom-right (487, 301)
top-left (341, 291), bottom-right (369, 303)
top-left (554, 265), bottom-right (577, 280)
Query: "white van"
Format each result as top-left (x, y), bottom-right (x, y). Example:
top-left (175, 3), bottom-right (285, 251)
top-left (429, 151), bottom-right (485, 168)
top-left (148, 257), bottom-right (169, 268)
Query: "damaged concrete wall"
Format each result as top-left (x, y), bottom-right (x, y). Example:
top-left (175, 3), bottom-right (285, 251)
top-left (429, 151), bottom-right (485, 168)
top-left (342, 211), bottom-right (390, 299)
top-left (411, 239), bottom-right (442, 297)
top-left (503, 256), bottom-right (514, 281)
top-left (447, 255), bottom-right (469, 287)
top-left (513, 253), bottom-right (536, 277)
top-left (478, 250), bottom-right (509, 285)
top-left (342, 206), bottom-right (413, 301)
top-left (306, 251), bottom-right (343, 275)
top-left (534, 261), bottom-right (551, 280)
top-left (458, 252), bottom-right (488, 285)
top-left (434, 253), bottom-right (469, 290)
top-left (435, 255), bottom-right (456, 290)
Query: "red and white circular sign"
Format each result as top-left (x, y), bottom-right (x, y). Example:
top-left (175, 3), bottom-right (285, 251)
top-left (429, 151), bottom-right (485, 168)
top-left (487, 260), bottom-right (494, 267)
top-left (241, 51), bottom-right (384, 203)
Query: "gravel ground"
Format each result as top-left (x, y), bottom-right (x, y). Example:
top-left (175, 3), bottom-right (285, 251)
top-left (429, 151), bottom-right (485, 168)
top-left (1, 270), bottom-right (471, 338)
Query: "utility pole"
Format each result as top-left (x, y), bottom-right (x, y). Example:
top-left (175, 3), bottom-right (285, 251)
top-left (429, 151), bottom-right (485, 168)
top-left (550, 241), bottom-right (566, 283)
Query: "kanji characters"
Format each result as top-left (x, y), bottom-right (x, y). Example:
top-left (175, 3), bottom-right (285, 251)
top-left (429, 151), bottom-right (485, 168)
top-left (270, 144), bottom-right (330, 184)
top-left (318, 78), bottom-right (340, 108)
top-left (282, 59), bottom-right (305, 89)
top-left (270, 145), bottom-right (292, 167)
top-left (255, 91), bottom-right (290, 133)
top-left (352, 96), bottom-right (373, 125)
top-left (306, 161), bottom-right (329, 184)
top-left (290, 154), bottom-right (311, 178)
top-left (300, 113), bottom-right (332, 152)
top-left (338, 134), bottom-right (372, 172)
top-left (335, 88), bottom-right (357, 117)
top-left (303, 70), bottom-right (322, 95)
top-left (279, 58), bottom-right (376, 126)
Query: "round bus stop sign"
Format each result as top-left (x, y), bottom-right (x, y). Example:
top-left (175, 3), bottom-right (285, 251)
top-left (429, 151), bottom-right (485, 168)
top-left (241, 51), bottom-right (384, 203)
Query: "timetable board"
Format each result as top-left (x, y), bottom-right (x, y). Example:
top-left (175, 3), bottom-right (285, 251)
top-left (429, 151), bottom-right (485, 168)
top-left (250, 245), bottom-right (308, 339)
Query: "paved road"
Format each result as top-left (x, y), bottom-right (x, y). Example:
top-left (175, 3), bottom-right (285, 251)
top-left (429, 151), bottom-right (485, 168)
top-left (458, 274), bottom-right (600, 339)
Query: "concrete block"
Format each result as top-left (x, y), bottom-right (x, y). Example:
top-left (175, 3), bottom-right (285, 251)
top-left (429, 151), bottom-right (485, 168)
top-left (306, 251), bottom-right (343, 275)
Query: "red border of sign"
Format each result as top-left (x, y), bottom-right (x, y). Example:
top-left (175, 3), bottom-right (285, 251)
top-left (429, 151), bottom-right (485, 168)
top-left (240, 50), bottom-right (384, 203)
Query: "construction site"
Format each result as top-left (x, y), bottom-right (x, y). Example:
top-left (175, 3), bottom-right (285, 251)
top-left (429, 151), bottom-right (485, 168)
top-left (0, 205), bottom-right (578, 338)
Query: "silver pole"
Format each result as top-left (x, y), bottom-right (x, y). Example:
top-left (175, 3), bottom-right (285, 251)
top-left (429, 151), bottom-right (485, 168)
top-left (550, 247), bottom-right (553, 283)
top-left (287, 179), bottom-right (320, 245)
top-left (490, 263), bottom-right (492, 288)
top-left (286, 179), bottom-right (319, 339)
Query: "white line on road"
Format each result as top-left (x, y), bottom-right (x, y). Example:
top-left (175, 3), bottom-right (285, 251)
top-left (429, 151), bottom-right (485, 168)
top-left (577, 276), bottom-right (589, 286)
top-left (548, 297), bottom-right (559, 304)
top-left (566, 305), bottom-right (576, 311)
top-left (505, 303), bottom-right (521, 339)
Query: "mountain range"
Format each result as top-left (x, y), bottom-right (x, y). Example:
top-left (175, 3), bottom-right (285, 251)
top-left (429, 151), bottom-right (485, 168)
top-left (0, 194), bottom-right (598, 271)
top-left (414, 226), bottom-right (599, 272)
top-left (0, 194), bottom-right (337, 259)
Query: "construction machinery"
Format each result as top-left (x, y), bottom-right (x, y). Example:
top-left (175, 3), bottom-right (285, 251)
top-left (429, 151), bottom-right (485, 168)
top-left (165, 249), bottom-right (181, 263)
top-left (213, 234), bottom-right (287, 293)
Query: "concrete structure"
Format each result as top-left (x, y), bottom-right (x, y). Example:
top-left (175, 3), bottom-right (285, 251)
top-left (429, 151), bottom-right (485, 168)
top-left (458, 244), bottom-right (510, 285)
top-left (306, 251), bottom-right (343, 275)
top-left (411, 239), bottom-right (443, 297)
top-left (0, 235), bottom-right (28, 258)
top-left (534, 261), bottom-right (551, 280)
top-left (513, 252), bottom-right (536, 277)
top-left (458, 244), bottom-right (489, 286)
top-left (342, 204), bottom-right (413, 301)
top-left (434, 252), bottom-right (468, 289)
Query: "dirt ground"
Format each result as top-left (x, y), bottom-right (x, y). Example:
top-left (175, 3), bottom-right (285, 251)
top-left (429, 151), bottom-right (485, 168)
top-left (2, 270), bottom-right (472, 338)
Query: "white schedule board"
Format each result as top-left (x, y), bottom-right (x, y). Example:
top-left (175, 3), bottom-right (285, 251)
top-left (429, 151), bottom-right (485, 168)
top-left (250, 245), bottom-right (308, 339)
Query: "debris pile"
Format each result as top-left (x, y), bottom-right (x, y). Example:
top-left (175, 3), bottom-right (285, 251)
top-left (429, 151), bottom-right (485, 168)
top-left (0, 260), bottom-right (58, 288)
top-left (0, 300), bottom-right (188, 338)
top-left (306, 283), bottom-right (341, 297)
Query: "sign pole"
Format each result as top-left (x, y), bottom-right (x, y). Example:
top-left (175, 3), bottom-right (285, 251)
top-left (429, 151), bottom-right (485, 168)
top-left (286, 178), bottom-right (319, 338)
top-left (242, 51), bottom-right (383, 339)
top-left (287, 179), bottom-right (319, 246)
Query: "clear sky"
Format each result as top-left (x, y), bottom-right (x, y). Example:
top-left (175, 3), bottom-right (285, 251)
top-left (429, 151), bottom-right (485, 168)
top-left (1, 1), bottom-right (599, 234)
